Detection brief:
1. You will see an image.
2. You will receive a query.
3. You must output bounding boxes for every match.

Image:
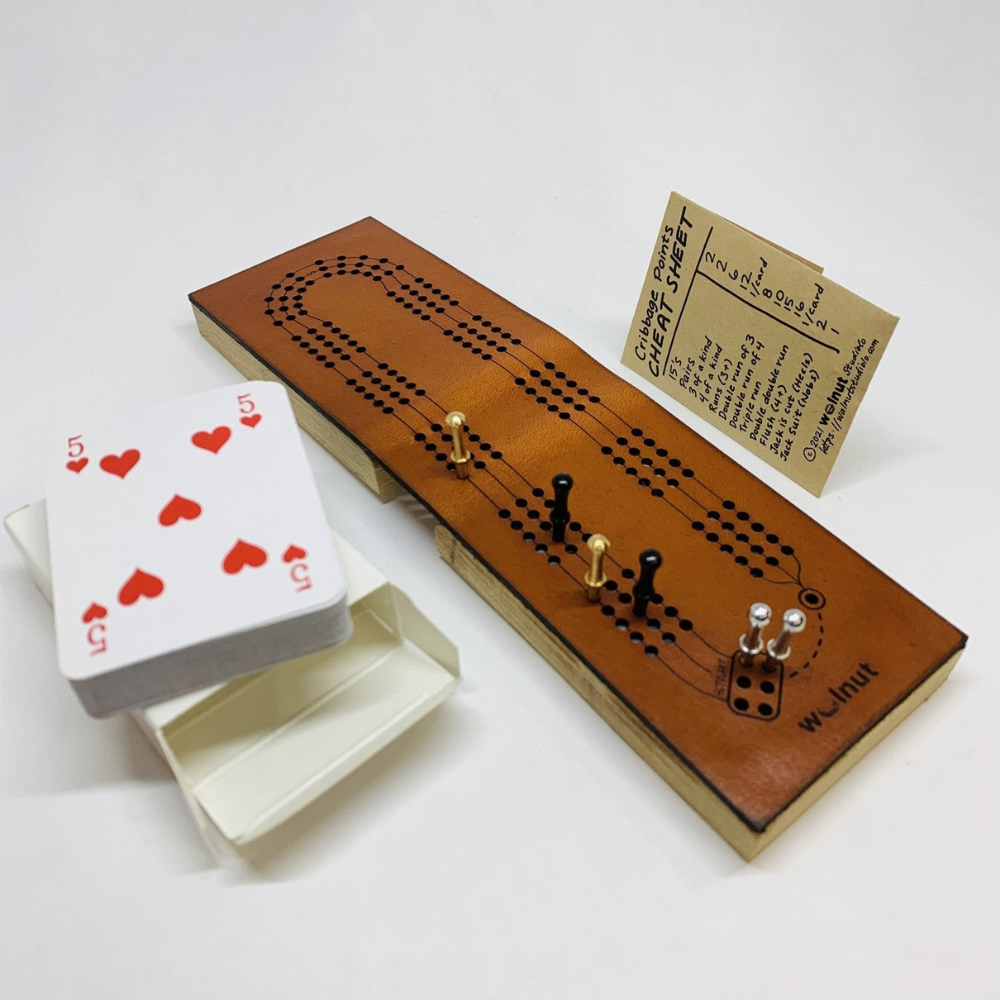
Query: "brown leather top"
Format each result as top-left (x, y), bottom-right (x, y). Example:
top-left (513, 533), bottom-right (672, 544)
top-left (191, 217), bottom-right (965, 830)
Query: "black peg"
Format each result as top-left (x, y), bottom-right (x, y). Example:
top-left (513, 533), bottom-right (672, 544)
top-left (550, 473), bottom-right (573, 543)
top-left (631, 548), bottom-right (662, 617)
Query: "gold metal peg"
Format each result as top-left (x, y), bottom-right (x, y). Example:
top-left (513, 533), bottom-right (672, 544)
top-left (445, 410), bottom-right (471, 479)
top-left (584, 534), bottom-right (610, 602)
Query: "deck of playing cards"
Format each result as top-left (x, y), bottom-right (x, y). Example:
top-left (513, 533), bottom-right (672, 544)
top-left (46, 381), bottom-right (351, 716)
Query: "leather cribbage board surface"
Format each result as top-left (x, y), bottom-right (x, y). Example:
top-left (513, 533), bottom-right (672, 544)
top-left (191, 218), bottom-right (965, 854)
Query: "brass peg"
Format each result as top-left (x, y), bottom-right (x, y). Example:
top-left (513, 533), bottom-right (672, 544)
top-left (584, 534), bottom-right (610, 602)
top-left (445, 410), bottom-right (471, 479)
top-left (766, 608), bottom-right (807, 662)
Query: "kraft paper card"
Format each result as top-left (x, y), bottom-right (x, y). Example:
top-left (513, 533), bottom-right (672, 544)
top-left (622, 194), bottom-right (898, 495)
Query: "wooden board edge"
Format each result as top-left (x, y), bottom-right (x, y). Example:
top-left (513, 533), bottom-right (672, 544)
top-left (192, 304), bottom-right (403, 501)
top-left (754, 646), bottom-right (960, 854)
top-left (435, 525), bottom-right (961, 861)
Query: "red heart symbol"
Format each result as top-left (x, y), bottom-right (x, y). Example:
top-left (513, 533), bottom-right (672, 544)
top-left (158, 494), bottom-right (202, 526)
top-left (81, 602), bottom-right (107, 623)
top-left (191, 426), bottom-right (231, 453)
top-left (118, 568), bottom-right (164, 606)
top-left (241, 414), bottom-right (261, 428)
top-left (222, 539), bottom-right (268, 575)
top-left (99, 449), bottom-right (141, 479)
top-left (66, 458), bottom-right (89, 474)
top-left (282, 544), bottom-right (307, 563)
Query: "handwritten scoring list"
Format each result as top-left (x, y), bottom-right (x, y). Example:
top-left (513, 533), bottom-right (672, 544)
top-left (622, 194), bottom-right (898, 495)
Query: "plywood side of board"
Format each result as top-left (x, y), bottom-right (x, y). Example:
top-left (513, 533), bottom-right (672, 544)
top-left (193, 305), bottom-right (402, 500)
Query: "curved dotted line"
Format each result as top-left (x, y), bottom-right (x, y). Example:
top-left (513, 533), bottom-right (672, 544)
top-left (787, 610), bottom-right (825, 678)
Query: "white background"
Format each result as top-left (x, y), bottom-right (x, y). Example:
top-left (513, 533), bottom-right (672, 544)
top-left (1, 2), bottom-right (997, 997)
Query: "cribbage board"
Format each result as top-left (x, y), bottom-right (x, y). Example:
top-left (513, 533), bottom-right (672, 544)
top-left (190, 218), bottom-right (965, 858)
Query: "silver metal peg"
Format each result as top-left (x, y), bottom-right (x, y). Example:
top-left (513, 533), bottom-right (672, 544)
top-left (739, 602), bottom-right (772, 656)
top-left (766, 609), bottom-right (807, 661)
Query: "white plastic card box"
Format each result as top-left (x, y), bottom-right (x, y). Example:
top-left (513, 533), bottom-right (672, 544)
top-left (5, 501), bottom-right (459, 848)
